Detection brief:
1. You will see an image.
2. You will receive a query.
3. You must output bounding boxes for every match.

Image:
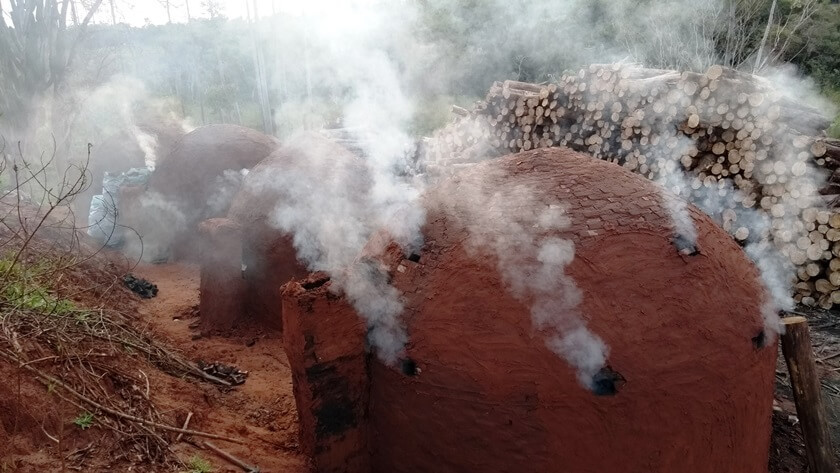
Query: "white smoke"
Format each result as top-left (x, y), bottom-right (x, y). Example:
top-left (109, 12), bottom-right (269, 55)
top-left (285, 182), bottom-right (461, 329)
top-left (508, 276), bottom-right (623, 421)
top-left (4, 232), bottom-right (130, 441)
top-left (253, 0), bottom-right (835, 361)
top-left (260, 135), bottom-right (414, 365)
top-left (207, 168), bottom-right (249, 216)
top-left (438, 176), bottom-right (607, 386)
top-left (122, 190), bottom-right (188, 263)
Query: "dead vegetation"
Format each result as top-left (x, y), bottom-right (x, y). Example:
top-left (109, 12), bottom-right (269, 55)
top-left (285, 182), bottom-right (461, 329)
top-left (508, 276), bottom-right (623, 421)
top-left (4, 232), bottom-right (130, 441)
top-left (0, 139), bottom-right (234, 469)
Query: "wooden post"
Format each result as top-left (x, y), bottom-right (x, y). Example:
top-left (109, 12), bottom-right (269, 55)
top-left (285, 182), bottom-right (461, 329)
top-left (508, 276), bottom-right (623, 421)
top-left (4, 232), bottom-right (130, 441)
top-left (780, 316), bottom-right (838, 473)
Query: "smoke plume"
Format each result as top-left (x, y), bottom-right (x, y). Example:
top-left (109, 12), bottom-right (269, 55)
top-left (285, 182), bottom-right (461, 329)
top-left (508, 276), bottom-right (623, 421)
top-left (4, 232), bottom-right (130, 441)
top-left (437, 174), bottom-right (608, 386)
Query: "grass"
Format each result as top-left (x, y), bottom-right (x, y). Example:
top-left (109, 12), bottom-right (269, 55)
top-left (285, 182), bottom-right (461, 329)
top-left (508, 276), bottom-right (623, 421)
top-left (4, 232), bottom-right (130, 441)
top-left (0, 256), bottom-right (79, 316)
top-left (186, 456), bottom-right (213, 473)
top-left (72, 411), bottom-right (95, 430)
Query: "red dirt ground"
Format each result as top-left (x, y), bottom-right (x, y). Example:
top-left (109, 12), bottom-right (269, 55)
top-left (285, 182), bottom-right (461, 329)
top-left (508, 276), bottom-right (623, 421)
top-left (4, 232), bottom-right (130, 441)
top-left (2, 260), bottom-right (308, 472)
top-left (128, 262), bottom-right (309, 472)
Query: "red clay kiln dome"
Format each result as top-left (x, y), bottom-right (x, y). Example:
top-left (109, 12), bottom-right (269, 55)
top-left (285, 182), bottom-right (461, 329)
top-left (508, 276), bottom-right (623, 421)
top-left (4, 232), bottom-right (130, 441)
top-left (281, 147), bottom-right (776, 473)
top-left (195, 134), bottom-right (369, 332)
top-left (147, 124), bottom-right (279, 259)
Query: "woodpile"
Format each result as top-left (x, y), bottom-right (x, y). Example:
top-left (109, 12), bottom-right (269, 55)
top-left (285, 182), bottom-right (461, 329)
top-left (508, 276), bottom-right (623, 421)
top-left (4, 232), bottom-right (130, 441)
top-left (423, 63), bottom-right (840, 309)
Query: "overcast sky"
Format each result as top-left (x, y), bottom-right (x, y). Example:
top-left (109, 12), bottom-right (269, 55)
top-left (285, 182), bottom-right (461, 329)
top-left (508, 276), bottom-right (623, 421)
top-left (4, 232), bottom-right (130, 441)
top-left (103, 0), bottom-right (272, 26)
top-left (0, 1), bottom-right (315, 27)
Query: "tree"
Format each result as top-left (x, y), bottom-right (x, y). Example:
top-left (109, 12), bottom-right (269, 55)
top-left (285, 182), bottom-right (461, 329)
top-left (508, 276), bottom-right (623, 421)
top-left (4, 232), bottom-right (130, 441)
top-left (159, 0), bottom-right (172, 23)
top-left (0, 0), bottom-right (105, 144)
top-left (201, 0), bottom-right (223, 19)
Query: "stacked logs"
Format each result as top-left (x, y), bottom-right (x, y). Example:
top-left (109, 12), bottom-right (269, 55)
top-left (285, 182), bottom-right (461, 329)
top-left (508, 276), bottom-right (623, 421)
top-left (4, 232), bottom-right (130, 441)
top-left (423, 63), bottom-right (840, 309)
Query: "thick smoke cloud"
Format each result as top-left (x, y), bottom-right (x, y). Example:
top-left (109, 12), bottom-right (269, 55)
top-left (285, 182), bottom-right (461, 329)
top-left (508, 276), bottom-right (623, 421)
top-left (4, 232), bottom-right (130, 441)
top-left (251, 135), bottom-right (413, 365)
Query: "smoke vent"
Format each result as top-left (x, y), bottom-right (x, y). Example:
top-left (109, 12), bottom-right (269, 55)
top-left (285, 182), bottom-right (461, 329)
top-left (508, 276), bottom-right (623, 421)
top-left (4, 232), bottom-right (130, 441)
top-left (399, 358), bottom-right (418, 377)
top-left (589, 365), bottom-right (626, 396)
top-left (281, 148), bottom-right (776, 473)
top-left (672, 233), bottom-right (699, 256)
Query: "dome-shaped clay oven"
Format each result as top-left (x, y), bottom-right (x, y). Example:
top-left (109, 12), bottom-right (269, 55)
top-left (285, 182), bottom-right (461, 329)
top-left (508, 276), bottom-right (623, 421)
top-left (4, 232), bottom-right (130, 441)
top-left (226, 133), bottom-right (367, 329)
top-left (281, 147), bottom-right (776, 473)
top-left (196, 133), bottom-right (369, 332)
top-left (147, 124), bottom-right (279, 259)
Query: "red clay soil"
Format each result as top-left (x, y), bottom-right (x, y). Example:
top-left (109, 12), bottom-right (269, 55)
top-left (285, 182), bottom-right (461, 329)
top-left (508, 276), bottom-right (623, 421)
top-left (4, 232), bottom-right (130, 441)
top-left (147, 125), bottom-right (279, 260)
top-left (126, 262), bottom-right (309, 472)
top-left (281, 147), bottom-right (777, 473)
top-left (1, 209), bottom-right (307, 471)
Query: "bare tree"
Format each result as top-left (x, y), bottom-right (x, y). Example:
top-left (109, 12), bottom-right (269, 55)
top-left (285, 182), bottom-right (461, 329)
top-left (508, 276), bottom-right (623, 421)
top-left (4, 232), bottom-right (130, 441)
top-left (246, 0), bottom-right (273, 134)
top-left (159, 0), bottom-right (172, 23)
top-left (754, 0), bottom-right (777, 71)
top-left (757, 0), bottom-right (821, 71)
top-left (0, 0), bottom-right (104, 146)
top-left (201, 0), bottom-right (223, 19)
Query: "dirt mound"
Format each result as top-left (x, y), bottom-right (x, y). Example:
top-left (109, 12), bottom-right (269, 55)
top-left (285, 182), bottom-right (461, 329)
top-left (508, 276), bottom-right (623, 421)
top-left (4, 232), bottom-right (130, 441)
top-left (0, 201), bottom-right (228, 471)
top-left (281, 147), bottom-right (776, 473)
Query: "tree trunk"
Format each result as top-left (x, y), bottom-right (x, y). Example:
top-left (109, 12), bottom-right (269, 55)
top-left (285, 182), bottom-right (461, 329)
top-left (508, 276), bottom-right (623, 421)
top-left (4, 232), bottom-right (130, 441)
top-left (754, 0), bottom-right (777, 73)
top-left (248, 0), bottom-right (273, 135)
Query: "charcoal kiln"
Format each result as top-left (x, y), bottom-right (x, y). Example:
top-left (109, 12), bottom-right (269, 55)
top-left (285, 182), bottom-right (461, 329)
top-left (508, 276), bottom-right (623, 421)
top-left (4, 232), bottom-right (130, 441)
top-left (197, 133), bottom-right (369, 332)
top-left (145, 124), bottom-right (279, 260)
top-left (281, 147), bottom-right (777, 473)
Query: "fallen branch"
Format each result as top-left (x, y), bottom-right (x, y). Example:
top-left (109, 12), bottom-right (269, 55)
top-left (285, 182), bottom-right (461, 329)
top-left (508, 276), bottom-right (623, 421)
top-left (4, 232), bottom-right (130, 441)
top-left (204, 441), bottom-right (260, 473)
top-left (0, 349), bottom-right (243, 444)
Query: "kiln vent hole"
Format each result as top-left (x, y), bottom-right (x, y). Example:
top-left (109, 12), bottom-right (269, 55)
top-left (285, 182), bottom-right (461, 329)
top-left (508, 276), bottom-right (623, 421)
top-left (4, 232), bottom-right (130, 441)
top-left (672, 234), bottom-right (699, 256)
top-left (302, 275), bottom-right (331, 290)
top-left (407, 252), bottom-right (421, 263)
top-left (400, 358), bottom-right (419, 376)
top-left (590, 365), bottom-right (626, 396)
top-left (752, 330), bottom-right (766, 349)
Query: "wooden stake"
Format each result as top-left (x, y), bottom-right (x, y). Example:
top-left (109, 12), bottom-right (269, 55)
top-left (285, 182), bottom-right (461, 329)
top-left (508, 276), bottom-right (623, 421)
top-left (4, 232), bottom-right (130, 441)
top-left (780, 316), bottom-right (837, 473)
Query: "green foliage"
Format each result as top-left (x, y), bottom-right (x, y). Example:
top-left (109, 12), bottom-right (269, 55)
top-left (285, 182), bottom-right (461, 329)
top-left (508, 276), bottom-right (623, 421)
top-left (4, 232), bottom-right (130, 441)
top-left (0, 256), bottom-right (78, 316)
top-left (822, 86), bottom-right (840, 139)
top-left (186, 456), bottom-right (213, 473)
top-left (787, 2), bottom-right (840, 91)
top-left (72, 411), bottom-right (95, 430)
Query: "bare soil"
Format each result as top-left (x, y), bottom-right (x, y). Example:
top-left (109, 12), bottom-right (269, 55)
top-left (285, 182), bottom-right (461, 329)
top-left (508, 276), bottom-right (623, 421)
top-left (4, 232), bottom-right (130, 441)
top-left (121, 262), bottom-right (309, 472)
top-left (2, 260), bottom-right (308, 472)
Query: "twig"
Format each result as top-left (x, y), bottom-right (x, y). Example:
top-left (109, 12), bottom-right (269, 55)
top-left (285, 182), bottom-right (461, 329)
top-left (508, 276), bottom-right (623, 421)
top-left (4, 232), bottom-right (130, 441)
top-left (175, 411), bottom-right (193, 443)
top-left (41, 425), bottom-right (59, 444)
top-left (0, 349), bottom-right (243, 444)
top-left (21, 355), bottom-right (59, 367)
top-left (816, 352), bottom-right (840, 364)
top-left (138, 369), bottom-right (150, 400)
